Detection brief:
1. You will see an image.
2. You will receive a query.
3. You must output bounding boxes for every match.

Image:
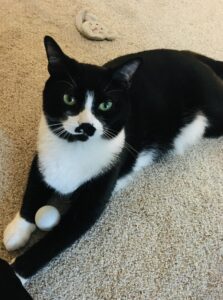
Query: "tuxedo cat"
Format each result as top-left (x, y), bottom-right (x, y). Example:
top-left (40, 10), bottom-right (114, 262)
top-left (3, 36), bottom-right (223, 282)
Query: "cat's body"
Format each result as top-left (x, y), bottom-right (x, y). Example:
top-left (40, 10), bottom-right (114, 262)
top-left (3, 37), bottom-right (223, 282)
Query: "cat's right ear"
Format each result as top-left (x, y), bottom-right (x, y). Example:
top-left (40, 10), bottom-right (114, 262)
top-left (44, 36), bottom-right (65, 74)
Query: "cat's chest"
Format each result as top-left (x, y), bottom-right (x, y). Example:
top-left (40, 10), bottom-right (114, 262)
top-left (37, 119), bottom-right (124, 195)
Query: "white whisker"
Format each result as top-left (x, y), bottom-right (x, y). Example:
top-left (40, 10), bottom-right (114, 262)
top-left (105, 128), bottom-right (138, 157)
top-left (48, 123), bottom-right (63, 127)
top-left (57, 130), bottom-right (66, 138)
top-left (57, 80), bottom-right (74, 89)
top-left (52, 127), bottom-right (65, 137)
top-left (52, 127), bottom-right (64, 133)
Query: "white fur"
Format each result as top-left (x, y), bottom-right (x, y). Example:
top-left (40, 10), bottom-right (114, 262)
top-left (114, 149), bottom-right (156, 192)
top-left (114, 173), bottom-right (134, 192)
top-left (3, 213), bottom-right (36, 251)
top-left (133, 149), bottom-right (156, 172)
top-left (38, 115), bottom-right (125, 195)
top-left (85, 91), bottom-right (94, 109)
top-left (174, 114), bottom-right (208, 155)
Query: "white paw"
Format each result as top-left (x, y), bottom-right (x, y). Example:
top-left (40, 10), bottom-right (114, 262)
top-left (3, 213), bottom-right (36, 251)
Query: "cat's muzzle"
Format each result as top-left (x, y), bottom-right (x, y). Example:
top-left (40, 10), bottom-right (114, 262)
top-left (75, 123), bottom-right (96, 137)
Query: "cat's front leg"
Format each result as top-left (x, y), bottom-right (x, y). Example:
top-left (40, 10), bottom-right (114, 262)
top-left (11, 167), bottom-right (118, 280)
top-left (4, 155), bottom-right (53, 251)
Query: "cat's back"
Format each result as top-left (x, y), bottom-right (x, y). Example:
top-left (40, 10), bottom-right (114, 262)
top-left (104, 49), bottom-right (211, 89)
top-left (105, 49), bottom-right (219, 112)
top-left (104, 49), bottom-right (195, 73)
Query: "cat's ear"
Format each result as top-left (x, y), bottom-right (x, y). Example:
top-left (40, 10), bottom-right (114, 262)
top-left (112, 59), bottom-right (141, 88)
top-left (44, 36), bottom-right (65, 64)
top-left (44, 36), bottom-right (67, 75)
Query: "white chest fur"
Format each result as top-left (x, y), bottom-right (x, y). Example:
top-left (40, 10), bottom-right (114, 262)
top-left (37, 116), bottom-right (125, 195)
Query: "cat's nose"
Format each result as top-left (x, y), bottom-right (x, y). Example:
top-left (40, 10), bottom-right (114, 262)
top-left (75, 123), bottom-right (96, 136)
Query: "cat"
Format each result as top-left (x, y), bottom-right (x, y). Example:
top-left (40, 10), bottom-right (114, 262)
top-left (3, 36), bottom-right (223, 283)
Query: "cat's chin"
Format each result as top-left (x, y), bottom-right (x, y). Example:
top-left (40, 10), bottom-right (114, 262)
top-left (62, 133), bottom-right (90, 142)
top-left (74, 134), bottom-right (89, 142)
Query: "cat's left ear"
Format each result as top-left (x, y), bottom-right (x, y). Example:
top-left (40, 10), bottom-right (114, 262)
top-left (112, 59), bottom-right (141, 88)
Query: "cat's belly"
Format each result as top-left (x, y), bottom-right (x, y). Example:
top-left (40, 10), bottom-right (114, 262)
top-left (37, 117), bottom-right (125, 195)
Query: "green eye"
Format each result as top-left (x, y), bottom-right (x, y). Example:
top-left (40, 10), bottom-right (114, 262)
top-left (98, 101), bottom-right (113, 111)
top-left (63, 94), bottom-right (76, 106)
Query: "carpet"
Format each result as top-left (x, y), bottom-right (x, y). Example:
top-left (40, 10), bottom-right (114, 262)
top-left (0, 0), bottom-right (223, 299)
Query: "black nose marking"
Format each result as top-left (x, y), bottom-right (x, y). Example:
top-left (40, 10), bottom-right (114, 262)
top-left (75, 123), bottom-right (96, 136)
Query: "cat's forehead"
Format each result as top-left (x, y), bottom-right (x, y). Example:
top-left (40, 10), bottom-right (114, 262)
top-left (68, 62), bottom-right (111, 91)
top-left (82, 90), bottom-right (102, 107)
top-left (85, 90), bottom-right (94, 107)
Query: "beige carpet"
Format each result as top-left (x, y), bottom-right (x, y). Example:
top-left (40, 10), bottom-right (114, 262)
top-left (0, 0), bottom-right (223, 299)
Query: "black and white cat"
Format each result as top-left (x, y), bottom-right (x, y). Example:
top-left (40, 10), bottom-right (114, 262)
top-left (4, 36), bottom-right (223, 282)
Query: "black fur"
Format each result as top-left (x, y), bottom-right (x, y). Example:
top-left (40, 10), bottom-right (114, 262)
top-left (20, 155), bottom-right (53, 223)
top-left (0, 258), bottom-right (32, 299)
top-left (15, 166), bottom-right (118, 277)
top-left (11, 36), bottom-right (223, 278)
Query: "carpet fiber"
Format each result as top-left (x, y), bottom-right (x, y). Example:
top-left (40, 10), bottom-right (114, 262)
top-left (0, 1), bottom-right (223, 299)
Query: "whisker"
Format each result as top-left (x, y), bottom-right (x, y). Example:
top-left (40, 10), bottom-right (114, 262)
top-left (103, 132), bottom-right (114, 140)
top-left (56, 80), bottom-right (74, 89)
top-left (48, 123), bottom-right (63, 127)
top-left (63, 68), bottom-right (77, 88)
top-left (55, 62), bottom-right (78, 88)
top-left (105, 89), bottom-right (124, 95)
top-left (104, 133), bottom-right (136, 157)
top-left (105, 128), bottom-right (139, 157)
top-left (64, 131), bottom-right (70, 139)
top-left (124, 141), bottom-right (138, 155)
top-left (107, 129), bottom-right (139, 154)
top-left (52, 126), bottom-right (64, 132)
top-left (124, 145), bottom-right (138, 157)
top-left (58, 130), bottom-right (67, 138)
top-left (104, 132), bottom-right (113, 139)
top-left (104, 129), bottom-right (116, 138)
top-left (105, 127), bottom-right (117, 133)
top-left (52, 128), bottom-right (65, 136)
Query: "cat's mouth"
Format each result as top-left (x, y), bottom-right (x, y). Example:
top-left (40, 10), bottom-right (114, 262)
top-left (58, 130), bottom-right (90, 142)
top-left (47, 118), bottom-right (97, 142)
top-left (73, 133), bottom-right (89, 141)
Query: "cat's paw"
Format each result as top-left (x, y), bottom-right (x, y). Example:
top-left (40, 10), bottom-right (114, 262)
top-left (3, 213), bottom-right (36, 251)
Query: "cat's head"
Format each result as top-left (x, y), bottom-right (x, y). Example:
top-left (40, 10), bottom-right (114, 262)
top-left (43, 36), bottom-right (140, 142)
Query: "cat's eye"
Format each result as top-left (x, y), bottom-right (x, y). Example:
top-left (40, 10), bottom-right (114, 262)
top-left (98, 101), bottom-right (113, 111)
top-left (63, 94), bottom-right (76, 106)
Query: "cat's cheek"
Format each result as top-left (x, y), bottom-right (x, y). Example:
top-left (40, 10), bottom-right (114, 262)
top-left (93, 127), bottom-right (103, 138)
top-left (92, 119), bottom-right (104, 136)
top-left (63, 117), bottom-right (79, 134)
